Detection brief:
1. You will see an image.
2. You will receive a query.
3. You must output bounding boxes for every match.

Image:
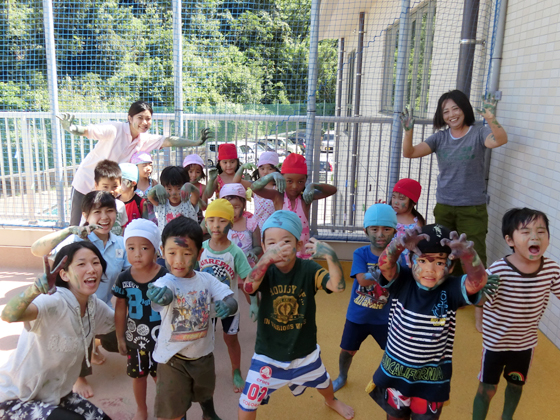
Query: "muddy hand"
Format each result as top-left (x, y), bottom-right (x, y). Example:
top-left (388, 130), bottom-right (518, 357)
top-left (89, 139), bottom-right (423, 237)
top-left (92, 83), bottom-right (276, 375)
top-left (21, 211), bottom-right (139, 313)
top-left (441, 231), bottom-right (475, 261)
top-left (398, 225), bottom-right (430, 255)
top-left (35, 255), bottom-right (67, 294)
top-left (400, 107), bottom-right (415, 131)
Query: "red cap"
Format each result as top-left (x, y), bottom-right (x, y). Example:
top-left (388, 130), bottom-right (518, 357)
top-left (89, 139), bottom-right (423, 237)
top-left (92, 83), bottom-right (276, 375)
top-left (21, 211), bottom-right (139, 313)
top-left (393, 178), bottom-right (422, 203)
top-left (218, 143), bottom-right (238, 160)
top-left (281, 153), bottom-right (307, 175)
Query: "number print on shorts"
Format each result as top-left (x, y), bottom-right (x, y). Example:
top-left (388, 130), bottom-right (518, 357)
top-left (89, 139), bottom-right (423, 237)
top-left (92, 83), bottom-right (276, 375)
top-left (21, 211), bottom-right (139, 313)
top-left (247, 384), bottom-right (268, 402)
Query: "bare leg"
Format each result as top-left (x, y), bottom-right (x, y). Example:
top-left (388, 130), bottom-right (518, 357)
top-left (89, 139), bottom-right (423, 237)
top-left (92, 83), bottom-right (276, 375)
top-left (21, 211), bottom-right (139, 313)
top-left (238, 407), bottom-right (257, 420)
top-left (473, 382), bottom-right (498, 420)
top-left (475, 306), bottom-right (484, 333)
top-left (92, 339), bottom-right (106, 365)
top-left (132, 376), bottom-right (149, 420)
top-left (502, 382), bottom-right (523, 420)
top-left (200, 398), bottom-right (221, 420)
top-left (317, 381), bottom-right (354, 419)
top-left (223, 332), bottom-right (244, 392)
top-left (72, 377), bottom-right (94, 398)
top-left (333, 350), bottom-right (356, 392)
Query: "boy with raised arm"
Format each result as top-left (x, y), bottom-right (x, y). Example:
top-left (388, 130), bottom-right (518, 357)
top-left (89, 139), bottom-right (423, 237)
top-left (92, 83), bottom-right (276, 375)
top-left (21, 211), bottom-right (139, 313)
top-left (239, 210), bottom-right (354, 420)
top-left (368, 224), bottom-right (487, 420)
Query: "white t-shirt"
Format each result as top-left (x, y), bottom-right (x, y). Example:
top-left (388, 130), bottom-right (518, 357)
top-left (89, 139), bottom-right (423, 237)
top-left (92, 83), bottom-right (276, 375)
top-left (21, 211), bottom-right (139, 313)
top-left (0, 288), bottom-right (114, 405)
top-left (72, 121), bottom-right (165, 195)
top-left (154, 200), bottom-right (198, 236)
top-left (151, 271), bottom-right (232, 363)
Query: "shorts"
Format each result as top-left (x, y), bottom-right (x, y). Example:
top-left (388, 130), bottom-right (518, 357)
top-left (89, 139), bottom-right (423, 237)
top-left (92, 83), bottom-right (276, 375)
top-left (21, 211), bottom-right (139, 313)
top-left (127, 347), bottom-right (158, 378)
top-left (239, 345), bottom-right (330, 412)
top-left (370, 385), bottom-right (443, 420)
top-left (340, 319), bottom-right (388, 351)
top-left (216, 312), bottom-right (240, 335)
top-left (478, 348), bottom-right (533, 385)
top-left (155, 353), bottom-right (215, 419)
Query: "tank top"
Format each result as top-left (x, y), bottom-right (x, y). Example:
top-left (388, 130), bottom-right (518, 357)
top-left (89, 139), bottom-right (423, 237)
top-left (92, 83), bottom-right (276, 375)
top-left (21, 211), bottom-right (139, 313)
top-left (283, 193), bottom-right (312, 259)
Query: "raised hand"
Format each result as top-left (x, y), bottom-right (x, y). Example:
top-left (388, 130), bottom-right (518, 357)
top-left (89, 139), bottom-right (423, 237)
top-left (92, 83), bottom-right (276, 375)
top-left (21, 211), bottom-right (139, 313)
top-left (398, 225), bottom-right (430, 255)
top-left (68, 224), bottom-right (99, 239)
top-left (56, 113), bottom-right (85, 136)
top-left (34, 255), bottom-right (67, 295)
top-left (302, 183), bottom-right (315, 204)
top-left (305, 238), bottom-right (335, 260)
top-left (475, 93), bottom-right (498, 121)
top-left (271, 172), bottom-right (286, 193)
top-left (400, 107), bottom-right (415, 131)
top-left (264, 242), bottom-right (294, 265)
top-left (180, 183), bottom-right (196, 203)
top-left (197, 128), bottom-right (213, 146)
top-left (440, 231), bottom-right (475, 261)
top-left (241, 162), bottom-right (257, 172)
top-left (215, 300), bottom-right (232, 319)
top-left (152, 184), bottom-right (168, 205)
top-left (208, 167), bottom-right (218, 183)
top-left (147, 284), bottom-right (173, 306)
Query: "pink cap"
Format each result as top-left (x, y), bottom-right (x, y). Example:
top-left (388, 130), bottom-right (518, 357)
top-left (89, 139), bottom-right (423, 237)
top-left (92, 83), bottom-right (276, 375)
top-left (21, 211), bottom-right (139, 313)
top-left (220, 183), bottom-right (246, 199)
top-left (258, 151), bottom-right (279, 168)
top-left (131, 151), bottom-right (152, 164)
top-left (182, 154), bottom-right (205, 168)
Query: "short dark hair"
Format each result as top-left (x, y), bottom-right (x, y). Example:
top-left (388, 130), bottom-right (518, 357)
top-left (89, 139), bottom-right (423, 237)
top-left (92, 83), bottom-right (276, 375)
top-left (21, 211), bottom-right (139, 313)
top-left (433, 90), bottom-right (476, 130)
top-left (54, 242), bottom-right (107, 288)
top-left (184, 163), bottom-right (206, 181)
top-left (217, 159), bottom-right (241, 174)
top-left (502, 208), bottom-right (550, 250)
top-left (81, 191), bottom-right (117, 221)
top-left (160, 166), bottom-right (188, 187)
top-left (128, 101), bottom-right (153, 118)
top-left (94, 159), bottom-right (122, 184)
top-left (161, 216), bottom-right (203, 252)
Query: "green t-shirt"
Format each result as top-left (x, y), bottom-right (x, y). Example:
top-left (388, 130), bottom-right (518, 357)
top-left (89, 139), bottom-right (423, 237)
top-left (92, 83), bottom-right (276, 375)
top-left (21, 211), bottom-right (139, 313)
top-left (255, 259), bottom-right (331, 362)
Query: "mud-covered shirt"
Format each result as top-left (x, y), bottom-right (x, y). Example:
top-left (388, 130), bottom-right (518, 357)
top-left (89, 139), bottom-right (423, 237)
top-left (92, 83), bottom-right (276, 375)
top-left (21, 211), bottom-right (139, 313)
top-left (112, 266), bottom-right (167, 351)
top-left (254, 259), bottom-right (331, 362)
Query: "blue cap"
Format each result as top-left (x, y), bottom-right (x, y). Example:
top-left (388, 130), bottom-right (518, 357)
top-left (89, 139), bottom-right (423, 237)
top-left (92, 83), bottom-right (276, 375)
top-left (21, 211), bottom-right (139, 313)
top-left (363, 203), bottom-right (397, 229)
top-left (119, 163), bottom-right (139, 183)
top-left (262, 210), bottom-right (302, 240)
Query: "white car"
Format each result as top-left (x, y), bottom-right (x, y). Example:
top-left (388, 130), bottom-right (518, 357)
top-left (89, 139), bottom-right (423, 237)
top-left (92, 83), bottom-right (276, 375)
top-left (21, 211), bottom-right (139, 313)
top-left (321, 131), bottom-right (336, 153)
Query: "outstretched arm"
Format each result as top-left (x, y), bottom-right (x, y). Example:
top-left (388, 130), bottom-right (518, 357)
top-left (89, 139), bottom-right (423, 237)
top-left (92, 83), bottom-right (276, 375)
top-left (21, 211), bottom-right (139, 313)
top-left (147, 283), bottom-right (174, 306)
top-left (441, 232), bottom-right (487, 295)
top-left (31, 225), bottom-right (98, 257)
top-left (477, 94), bottom-right (508, 149)
top-left (161, 128), bottom-right (212, 148)
top-left (244, 242), bottom-right (293, 294)
top-left (306, 238), bottom-right (345, 293)
top-left (57, 113), bottom-right (88, 136)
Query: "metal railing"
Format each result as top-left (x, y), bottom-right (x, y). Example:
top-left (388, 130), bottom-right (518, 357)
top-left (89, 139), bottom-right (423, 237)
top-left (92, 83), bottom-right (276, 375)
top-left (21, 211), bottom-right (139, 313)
top-left (0, 112), bottom-right (438, 240)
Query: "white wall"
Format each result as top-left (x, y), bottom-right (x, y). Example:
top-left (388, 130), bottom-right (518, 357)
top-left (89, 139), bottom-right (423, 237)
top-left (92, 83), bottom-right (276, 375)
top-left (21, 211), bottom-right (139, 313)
top-left (486, 0), bottom-right (560, 348)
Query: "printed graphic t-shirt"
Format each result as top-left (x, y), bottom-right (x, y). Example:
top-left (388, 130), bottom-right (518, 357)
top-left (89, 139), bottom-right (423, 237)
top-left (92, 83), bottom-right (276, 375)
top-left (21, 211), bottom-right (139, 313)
top-left (254, 259), bottom-right (331, 362)
top-left (151, 271), bottom-right (233, 363)
top-left (154, 200), bottom-right (198, 235)
top-left (112, 266), bottom-right (168, 351)
top-left (199, 241), bottom-right (252, 312)
top-left (347, 245), bottom-right (391, 325)
top-left (372, 266), bottom-right (480, 402)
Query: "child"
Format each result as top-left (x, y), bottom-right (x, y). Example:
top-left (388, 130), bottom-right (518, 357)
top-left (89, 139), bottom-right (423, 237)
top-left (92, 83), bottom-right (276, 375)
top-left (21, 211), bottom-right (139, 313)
top-left (147, 216), bottom-right (238, 420)
top-left (472, 208), bottom-right (560, 420)
top-left (390, 178), bottom-right (425, 231)
top-left (118, 162), bottom-right (145, 229)
top-left (31, 191), bottom-right (130, 397)
top-left (233, 151), bottom-right (280, 238)
top-left (183, 153), bottom-right (208, 222)
top-left (332, 204), bottom-right (397, 392)
top-left (131, 150), bottom-right (158, 198)
top-left (0, 242), bottom-right (114, 420)
top-left (205, 143), bottom-right (241, 197)
top-left (251, 152), bottom-right (337, 258)
top-left (112, 219), bottom-right (167, 420)
top-left (199, 198), bottom-right (253, 393)
top-left (239, 210), bottom-right (354, 420)
top-left (148, 165), bottom-right (200, 235)
top-left (89, 159), bottom-right (128, 236)
top-left (367, 224), bottom-right (488, 420)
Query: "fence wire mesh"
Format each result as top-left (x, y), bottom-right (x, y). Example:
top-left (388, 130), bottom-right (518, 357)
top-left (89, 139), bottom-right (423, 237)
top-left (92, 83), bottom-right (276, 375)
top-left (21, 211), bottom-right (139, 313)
top-left (0, 0), bottom-right (497, 240)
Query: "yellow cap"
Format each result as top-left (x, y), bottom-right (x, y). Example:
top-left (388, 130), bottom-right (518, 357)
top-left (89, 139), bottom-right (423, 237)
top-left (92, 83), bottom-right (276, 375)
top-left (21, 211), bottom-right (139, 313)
top-left (205, 198), bottom-right (234, 223)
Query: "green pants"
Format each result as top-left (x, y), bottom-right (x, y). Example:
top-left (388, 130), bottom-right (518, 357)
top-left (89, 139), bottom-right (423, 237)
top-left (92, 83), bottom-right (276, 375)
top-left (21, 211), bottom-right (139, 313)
top-left (433, 203), bottom-right (488, 274)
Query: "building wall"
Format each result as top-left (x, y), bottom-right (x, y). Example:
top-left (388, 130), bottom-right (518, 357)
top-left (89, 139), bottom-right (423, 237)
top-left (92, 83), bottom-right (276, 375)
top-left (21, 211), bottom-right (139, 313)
top-left (486, 0), bottom-right (560, 349)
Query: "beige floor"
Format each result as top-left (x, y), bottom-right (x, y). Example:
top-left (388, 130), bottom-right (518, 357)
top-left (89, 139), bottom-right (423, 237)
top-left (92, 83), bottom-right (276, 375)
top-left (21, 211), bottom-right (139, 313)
top-left (1, 265), bottom-right (560, 419)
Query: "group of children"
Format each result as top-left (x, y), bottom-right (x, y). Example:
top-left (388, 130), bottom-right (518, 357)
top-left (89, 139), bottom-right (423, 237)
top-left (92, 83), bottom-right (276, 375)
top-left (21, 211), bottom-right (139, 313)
top-left (0, 137), bottom-right (559, 420)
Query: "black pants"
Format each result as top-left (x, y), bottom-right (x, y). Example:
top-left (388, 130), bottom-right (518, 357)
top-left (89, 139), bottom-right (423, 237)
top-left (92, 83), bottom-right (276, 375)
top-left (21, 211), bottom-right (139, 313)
top-left (80, 330), bottom-right (119, 377)
top-left (70, 188), bottom-right (86, 226)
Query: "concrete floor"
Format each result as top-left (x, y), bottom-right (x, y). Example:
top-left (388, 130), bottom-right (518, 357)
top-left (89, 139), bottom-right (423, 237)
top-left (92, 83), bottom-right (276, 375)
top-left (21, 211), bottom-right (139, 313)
top-left (1, 266), bottom-right (560, 420)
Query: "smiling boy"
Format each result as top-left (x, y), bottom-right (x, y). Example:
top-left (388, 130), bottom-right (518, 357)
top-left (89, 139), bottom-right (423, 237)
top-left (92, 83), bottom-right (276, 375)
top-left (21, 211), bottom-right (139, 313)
top-left (472, 208), bottom-right (560, 420)
top-left (368, 224), bottom-right (487, 420)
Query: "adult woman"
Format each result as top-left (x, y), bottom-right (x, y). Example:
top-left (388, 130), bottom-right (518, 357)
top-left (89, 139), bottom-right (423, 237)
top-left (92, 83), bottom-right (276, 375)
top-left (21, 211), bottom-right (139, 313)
top-left (58, 101), bottom-right (209, 225)
top-left (0, 242), bottom-right (114, 420)
top-left (400, 90), bottom-right (507, 267)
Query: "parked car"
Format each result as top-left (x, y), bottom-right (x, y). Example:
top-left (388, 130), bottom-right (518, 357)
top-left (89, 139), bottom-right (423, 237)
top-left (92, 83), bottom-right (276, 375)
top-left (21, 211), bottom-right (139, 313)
top-left (287, 132), bottom-right (306, 153)
top-left (256, 140), bottom-right (289, 157)
top-left (321, 131), bottom-right (336, 153)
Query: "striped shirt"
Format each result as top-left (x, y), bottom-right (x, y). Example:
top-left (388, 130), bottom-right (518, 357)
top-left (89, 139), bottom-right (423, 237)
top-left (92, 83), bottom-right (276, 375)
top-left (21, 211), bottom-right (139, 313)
top-left (483, 257), bottom-right (560, 352)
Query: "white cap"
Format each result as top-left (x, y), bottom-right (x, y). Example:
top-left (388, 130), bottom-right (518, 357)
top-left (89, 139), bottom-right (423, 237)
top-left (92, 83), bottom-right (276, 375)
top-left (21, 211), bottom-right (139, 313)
top-left (124, 219), bottom-right (160, 252)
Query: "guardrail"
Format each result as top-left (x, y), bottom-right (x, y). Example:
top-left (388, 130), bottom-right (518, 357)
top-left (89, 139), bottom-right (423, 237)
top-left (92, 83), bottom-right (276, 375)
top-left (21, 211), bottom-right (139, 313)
top-left (0, 112), bottom-right (438, 240)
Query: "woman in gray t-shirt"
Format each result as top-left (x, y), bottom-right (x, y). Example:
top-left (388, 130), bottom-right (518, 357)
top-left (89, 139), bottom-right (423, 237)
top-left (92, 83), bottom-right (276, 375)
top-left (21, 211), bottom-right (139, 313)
top-left (400, 89), bottom-right (508, 268)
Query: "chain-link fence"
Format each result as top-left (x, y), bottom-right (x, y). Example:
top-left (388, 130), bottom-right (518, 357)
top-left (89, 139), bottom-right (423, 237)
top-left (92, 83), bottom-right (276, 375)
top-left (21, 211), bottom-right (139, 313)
top-left (0, 0), bottom-right (500, 239)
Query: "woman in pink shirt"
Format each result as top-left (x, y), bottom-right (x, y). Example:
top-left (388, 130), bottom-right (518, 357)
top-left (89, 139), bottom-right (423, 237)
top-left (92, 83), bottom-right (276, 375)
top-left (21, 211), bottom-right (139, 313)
top-left (58, 101), bottom-right (209, 225)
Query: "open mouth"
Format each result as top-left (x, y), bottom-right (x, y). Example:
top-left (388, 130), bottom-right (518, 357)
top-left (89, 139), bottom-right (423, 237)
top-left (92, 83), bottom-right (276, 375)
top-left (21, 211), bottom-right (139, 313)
top-left (84, 277), bottom-right (98, 286)
top-left (529, 245), bottom-right (540, 255)
top-left (98, 222), bottom-right (111, 229)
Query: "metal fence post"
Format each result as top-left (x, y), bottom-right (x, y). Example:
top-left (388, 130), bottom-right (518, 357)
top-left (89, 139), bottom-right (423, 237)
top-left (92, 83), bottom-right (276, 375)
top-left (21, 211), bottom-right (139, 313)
top-left (21, 118), bottom-right (38, 224)
top-left (172, 0), bottom-right (184, 162)
top-left (457, 0), bottom-right (481, 97)
top-left (387, 0), bottom-right (411, 199)
top-left (43, 0), bottom-right (65, 227)
top-left (305, 0), bottom-right (321, 174)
